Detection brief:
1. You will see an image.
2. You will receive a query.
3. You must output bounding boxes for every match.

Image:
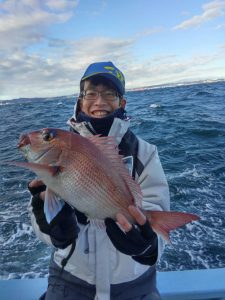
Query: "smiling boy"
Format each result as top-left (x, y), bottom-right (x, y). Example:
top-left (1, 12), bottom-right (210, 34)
top-left (28, 61), bottom-right (170, 300)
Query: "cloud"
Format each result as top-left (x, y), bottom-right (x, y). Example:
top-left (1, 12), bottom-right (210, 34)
top-left (81, 0), bottom-right (107, 16)
top-left (1, 35), bottom-right (224, 100)
top-left (124, 50), bottom-right (225, 89)
top-left (135, 27), bottom-right (164, 38)
top-left (0, 0), bottom-right (77, 52)
top-left (45, 0), bottom-right (78, 11)
top-left (0, 36), bottom-right (134, 99)
top-left (0, 0), bottom-right (79, 99)
top-left (173, 0), bottom-right (225, 30)
top-left (216, 23), bottom-right (225, 28)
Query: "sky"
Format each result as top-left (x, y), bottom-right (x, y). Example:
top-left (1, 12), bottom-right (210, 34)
top-left (0, 0), bottom-right (225, 100)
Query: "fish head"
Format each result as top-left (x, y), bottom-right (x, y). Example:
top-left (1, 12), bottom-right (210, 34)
top-left (17, 128), bottom-right (68, 164)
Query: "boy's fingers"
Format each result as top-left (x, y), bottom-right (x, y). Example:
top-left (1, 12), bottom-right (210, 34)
top-left (39, 191), bottom-right (45, 201)
top-left (29, 179), bottom-right (44, 188)
top-left (128, 206), bottom-right (146, 226)
top-left (116, 213), bottom-right (132, 232)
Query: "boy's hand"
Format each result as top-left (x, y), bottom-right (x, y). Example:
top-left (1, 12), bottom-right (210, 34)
top-left (28, 180), bottom-right (79, 249)
top-left (105, 205), bottom-right (158, 265)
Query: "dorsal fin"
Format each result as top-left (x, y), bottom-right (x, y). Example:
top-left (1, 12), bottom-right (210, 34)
top-left (87, 135), bottom-right (142, 207)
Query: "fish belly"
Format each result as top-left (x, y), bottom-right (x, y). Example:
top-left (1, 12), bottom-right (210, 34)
top-left (48, 167), bottom-right (129, 221)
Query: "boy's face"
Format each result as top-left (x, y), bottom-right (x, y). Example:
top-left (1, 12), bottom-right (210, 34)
top-left (80, 80), bottom-right (126, 118)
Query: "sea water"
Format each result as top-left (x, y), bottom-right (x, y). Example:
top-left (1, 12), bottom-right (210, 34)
top-left (0, 81), bottom-right (225, 279)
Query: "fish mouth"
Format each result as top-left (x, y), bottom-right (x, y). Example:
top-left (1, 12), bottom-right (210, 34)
top-left (17, 134), bottom-right (31, 149)
top-left (31, 146), bottom-right (56, 163)
top-left (20, 144), bottom-right (55, 164)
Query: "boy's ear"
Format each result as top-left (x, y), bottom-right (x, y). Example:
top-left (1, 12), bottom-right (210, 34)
top-left (120, 98), bottom-right (126, 108)
top-left (78, 98), bottom-right (83, 109)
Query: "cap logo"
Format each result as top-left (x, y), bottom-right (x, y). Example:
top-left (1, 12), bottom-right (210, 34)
top-left (104, 66), bottom-right (125, 84)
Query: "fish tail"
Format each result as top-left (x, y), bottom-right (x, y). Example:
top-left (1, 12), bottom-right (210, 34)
top-left (145, 210), bottom-right (200, 243)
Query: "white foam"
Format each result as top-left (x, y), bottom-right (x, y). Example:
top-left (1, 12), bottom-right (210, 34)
top-left (0, 102), bottom-right (11, 106)
top-left (3, 223), bottom-right (33, 246)
top-left (149, 103), bottom-right (161, 108)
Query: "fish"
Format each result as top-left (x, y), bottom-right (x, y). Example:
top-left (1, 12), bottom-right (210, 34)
top-left (10, 128), bottom-right (199, 242)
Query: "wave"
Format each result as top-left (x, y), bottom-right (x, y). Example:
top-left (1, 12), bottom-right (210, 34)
top-left (190, 128), bottom-right (224, 137)
top-left (195, 91), bottom-right (213, 96)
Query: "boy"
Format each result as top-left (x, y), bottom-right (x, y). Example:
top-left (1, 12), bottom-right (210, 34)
top-left (28, 61), bottom-right (170, 300)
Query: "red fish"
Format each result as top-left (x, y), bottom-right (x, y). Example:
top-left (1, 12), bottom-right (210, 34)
top-left (12, 128), bottom-right (199, 242)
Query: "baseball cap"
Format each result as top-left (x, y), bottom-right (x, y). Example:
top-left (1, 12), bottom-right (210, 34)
top-left (81, 61), bottom-right (125, 95)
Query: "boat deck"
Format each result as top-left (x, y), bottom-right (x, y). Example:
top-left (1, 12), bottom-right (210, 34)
top-left (0, 268), bottom-right (225, 300)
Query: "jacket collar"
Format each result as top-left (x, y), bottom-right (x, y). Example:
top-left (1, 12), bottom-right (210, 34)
top-left (67, 117), bottom-right (130, 145)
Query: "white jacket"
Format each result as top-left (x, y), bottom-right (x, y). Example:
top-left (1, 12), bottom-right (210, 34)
top-left (28, 117), bottom-right (170, 300)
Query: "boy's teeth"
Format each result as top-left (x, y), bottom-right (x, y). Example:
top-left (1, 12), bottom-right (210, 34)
top-left (93, 111), bottom-right (107, 116)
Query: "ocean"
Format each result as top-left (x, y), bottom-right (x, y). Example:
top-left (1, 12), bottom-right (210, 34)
top-left (0, 81), bottom-right (225, 279)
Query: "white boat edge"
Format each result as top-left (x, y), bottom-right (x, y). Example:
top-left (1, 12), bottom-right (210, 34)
top-left (0, 268), bottom-right (225, 300)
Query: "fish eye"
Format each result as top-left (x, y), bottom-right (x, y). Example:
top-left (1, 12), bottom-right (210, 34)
top-left (42, 130), bottom-right (55, 142)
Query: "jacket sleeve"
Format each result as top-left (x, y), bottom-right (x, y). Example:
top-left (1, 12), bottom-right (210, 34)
top-left (136, 138), bottom-right (170, 258)
top-left (27, 197), bottom-right (54, 246)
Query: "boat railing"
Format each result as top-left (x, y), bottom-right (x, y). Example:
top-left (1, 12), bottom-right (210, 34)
top-left (0, 268), bottom-right (225, 300)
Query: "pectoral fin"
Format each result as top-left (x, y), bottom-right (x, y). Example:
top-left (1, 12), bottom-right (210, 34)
top-left (4, 161), bottom-right (61, 176)
top-left (44, 187), bottom-right (65, 223)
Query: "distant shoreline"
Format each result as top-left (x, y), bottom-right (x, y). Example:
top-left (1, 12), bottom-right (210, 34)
top-left (1, 78), bottom-right (224, 102)
top-left (127, 78), bottom-right (225, 92)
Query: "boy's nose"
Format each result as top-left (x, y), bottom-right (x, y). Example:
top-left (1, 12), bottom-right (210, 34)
top-left (95, 92), bottom-right (106, 103)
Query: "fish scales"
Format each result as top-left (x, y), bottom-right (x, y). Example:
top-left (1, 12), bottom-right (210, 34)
top-left (48, 146), bottom-right (132, 220)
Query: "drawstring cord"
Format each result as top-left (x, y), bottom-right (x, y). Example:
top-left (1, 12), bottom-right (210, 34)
top-left (51, 240), bottom-right (76, 294)
top-left (60, 240), bottom-right (76, 272)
